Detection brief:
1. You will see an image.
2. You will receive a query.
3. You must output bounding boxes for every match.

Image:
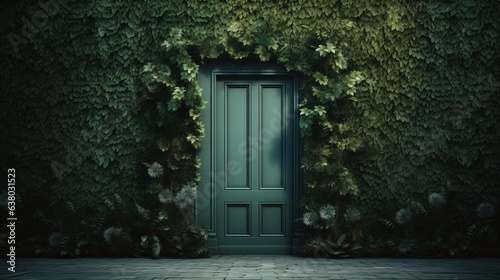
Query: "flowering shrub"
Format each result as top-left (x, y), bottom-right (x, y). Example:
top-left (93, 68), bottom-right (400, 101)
top-left (301, 196), bottom-right (363, 257)
top-left (137, 161), bottom-right (209, 258)
top-left (376, 191), bottom-right (499, 257)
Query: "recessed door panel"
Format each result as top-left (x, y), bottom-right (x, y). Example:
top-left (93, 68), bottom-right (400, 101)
top-left (260, 203), bottom-right (285, 236)
top-left (260, 85), bottom-right (284, 189)
top-left (225, 203), bottom-right (251, 236)
top-left (225, 85), bottom-right (250, 189)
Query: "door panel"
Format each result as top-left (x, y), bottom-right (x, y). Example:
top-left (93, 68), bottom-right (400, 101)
top-left (225, 85), bottom-right (250, 189)
top-left (260, 203), bottom-right (285, 236)
top-left (225, 203), bottom-right (251, 236)
top-left (215, 76), bottom-right (294, 254)
top-left (260, 85), bottom-right (284, 189)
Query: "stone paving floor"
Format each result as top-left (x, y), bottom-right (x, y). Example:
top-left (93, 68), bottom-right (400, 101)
top-left (1, 255), bottom-right (499, 280)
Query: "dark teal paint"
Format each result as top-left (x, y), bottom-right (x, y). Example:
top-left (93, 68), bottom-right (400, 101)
top-left (197, 59), bottom-right (303, 254)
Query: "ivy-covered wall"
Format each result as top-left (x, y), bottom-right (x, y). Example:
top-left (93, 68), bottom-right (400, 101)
top-left (347, 1), bottom-right (500, 210)
top-left (1, 0), bottom-right (498, 257)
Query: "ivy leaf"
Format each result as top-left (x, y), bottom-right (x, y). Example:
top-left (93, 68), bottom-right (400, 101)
top-left (313, 72), bottom-right (329, 85)
top-left (172, 87), bottom-right (185, 101)
top-left (316, 42), bottom-right (336, 56)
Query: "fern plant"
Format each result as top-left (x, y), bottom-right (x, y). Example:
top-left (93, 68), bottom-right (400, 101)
top-left (134, 202), bottom-right (170, 258)
top-left (57, 201), bottom-right (107, 257)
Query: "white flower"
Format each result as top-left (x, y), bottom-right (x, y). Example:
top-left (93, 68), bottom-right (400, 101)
top-left (158, 189), bottom-right (173, 204)
top-left (344, 208), bottom-right (361, 223)
top-left (395, 208), bottom-right (412, 225)
top-left (201, 230), bottom-right (208, 240)
top-left (173, 185), bottom-right (196, 209)
top-left (103, 227), bottom-right (129, 245)
top-left (147, 162), bottom-right (164, 178)
top-left (476, 202), bottom-right (495, 218)
top-left (48, 232), bottom-right (61, 247)
top-left (428, 193), bottom-right (446, 208)
top-left (319, 204), bottom-right (336, 220)
top-left (302, 212), bottom-right (318, 226)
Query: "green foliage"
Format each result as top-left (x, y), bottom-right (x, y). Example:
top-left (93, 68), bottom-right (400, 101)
top-left (134, 179), bottom-right (209, 258)
top-left (138, 26), bottom-right (209, 257)
top-left (300, 197), bottom-right (364, 258)
top-left (373, 191), bottom-right (499, 257)
top-left (165, 225), bottom-right (210, 258)
top-left (345, 0), bottom-right (500, 213)
top-left (140, 235), bottom-right (161, 258)
top-left (0, 0), bottom-right (498, 257)
top-left (140, 28), bottom-right (205, 189)
top-left (303, 233), bottom-right (363, 258)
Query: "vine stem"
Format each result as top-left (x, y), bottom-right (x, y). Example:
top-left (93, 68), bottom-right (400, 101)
top-left (335, 197), bottom-right (341, 224)
top-left (333, 129), bottom-right (344, 168)
top-left (170, 140), bottom-right (174, 191)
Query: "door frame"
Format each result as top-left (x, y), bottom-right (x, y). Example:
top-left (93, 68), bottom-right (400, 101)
top-left (196, 58), bottom-right (304, 255)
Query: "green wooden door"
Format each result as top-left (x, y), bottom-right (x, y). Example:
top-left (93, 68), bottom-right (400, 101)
top-left (214, 75), bottom-right (294, 254)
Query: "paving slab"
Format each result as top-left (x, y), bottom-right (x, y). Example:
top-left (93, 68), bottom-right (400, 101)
top-left (1, 256), bottom-right (499, 280)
